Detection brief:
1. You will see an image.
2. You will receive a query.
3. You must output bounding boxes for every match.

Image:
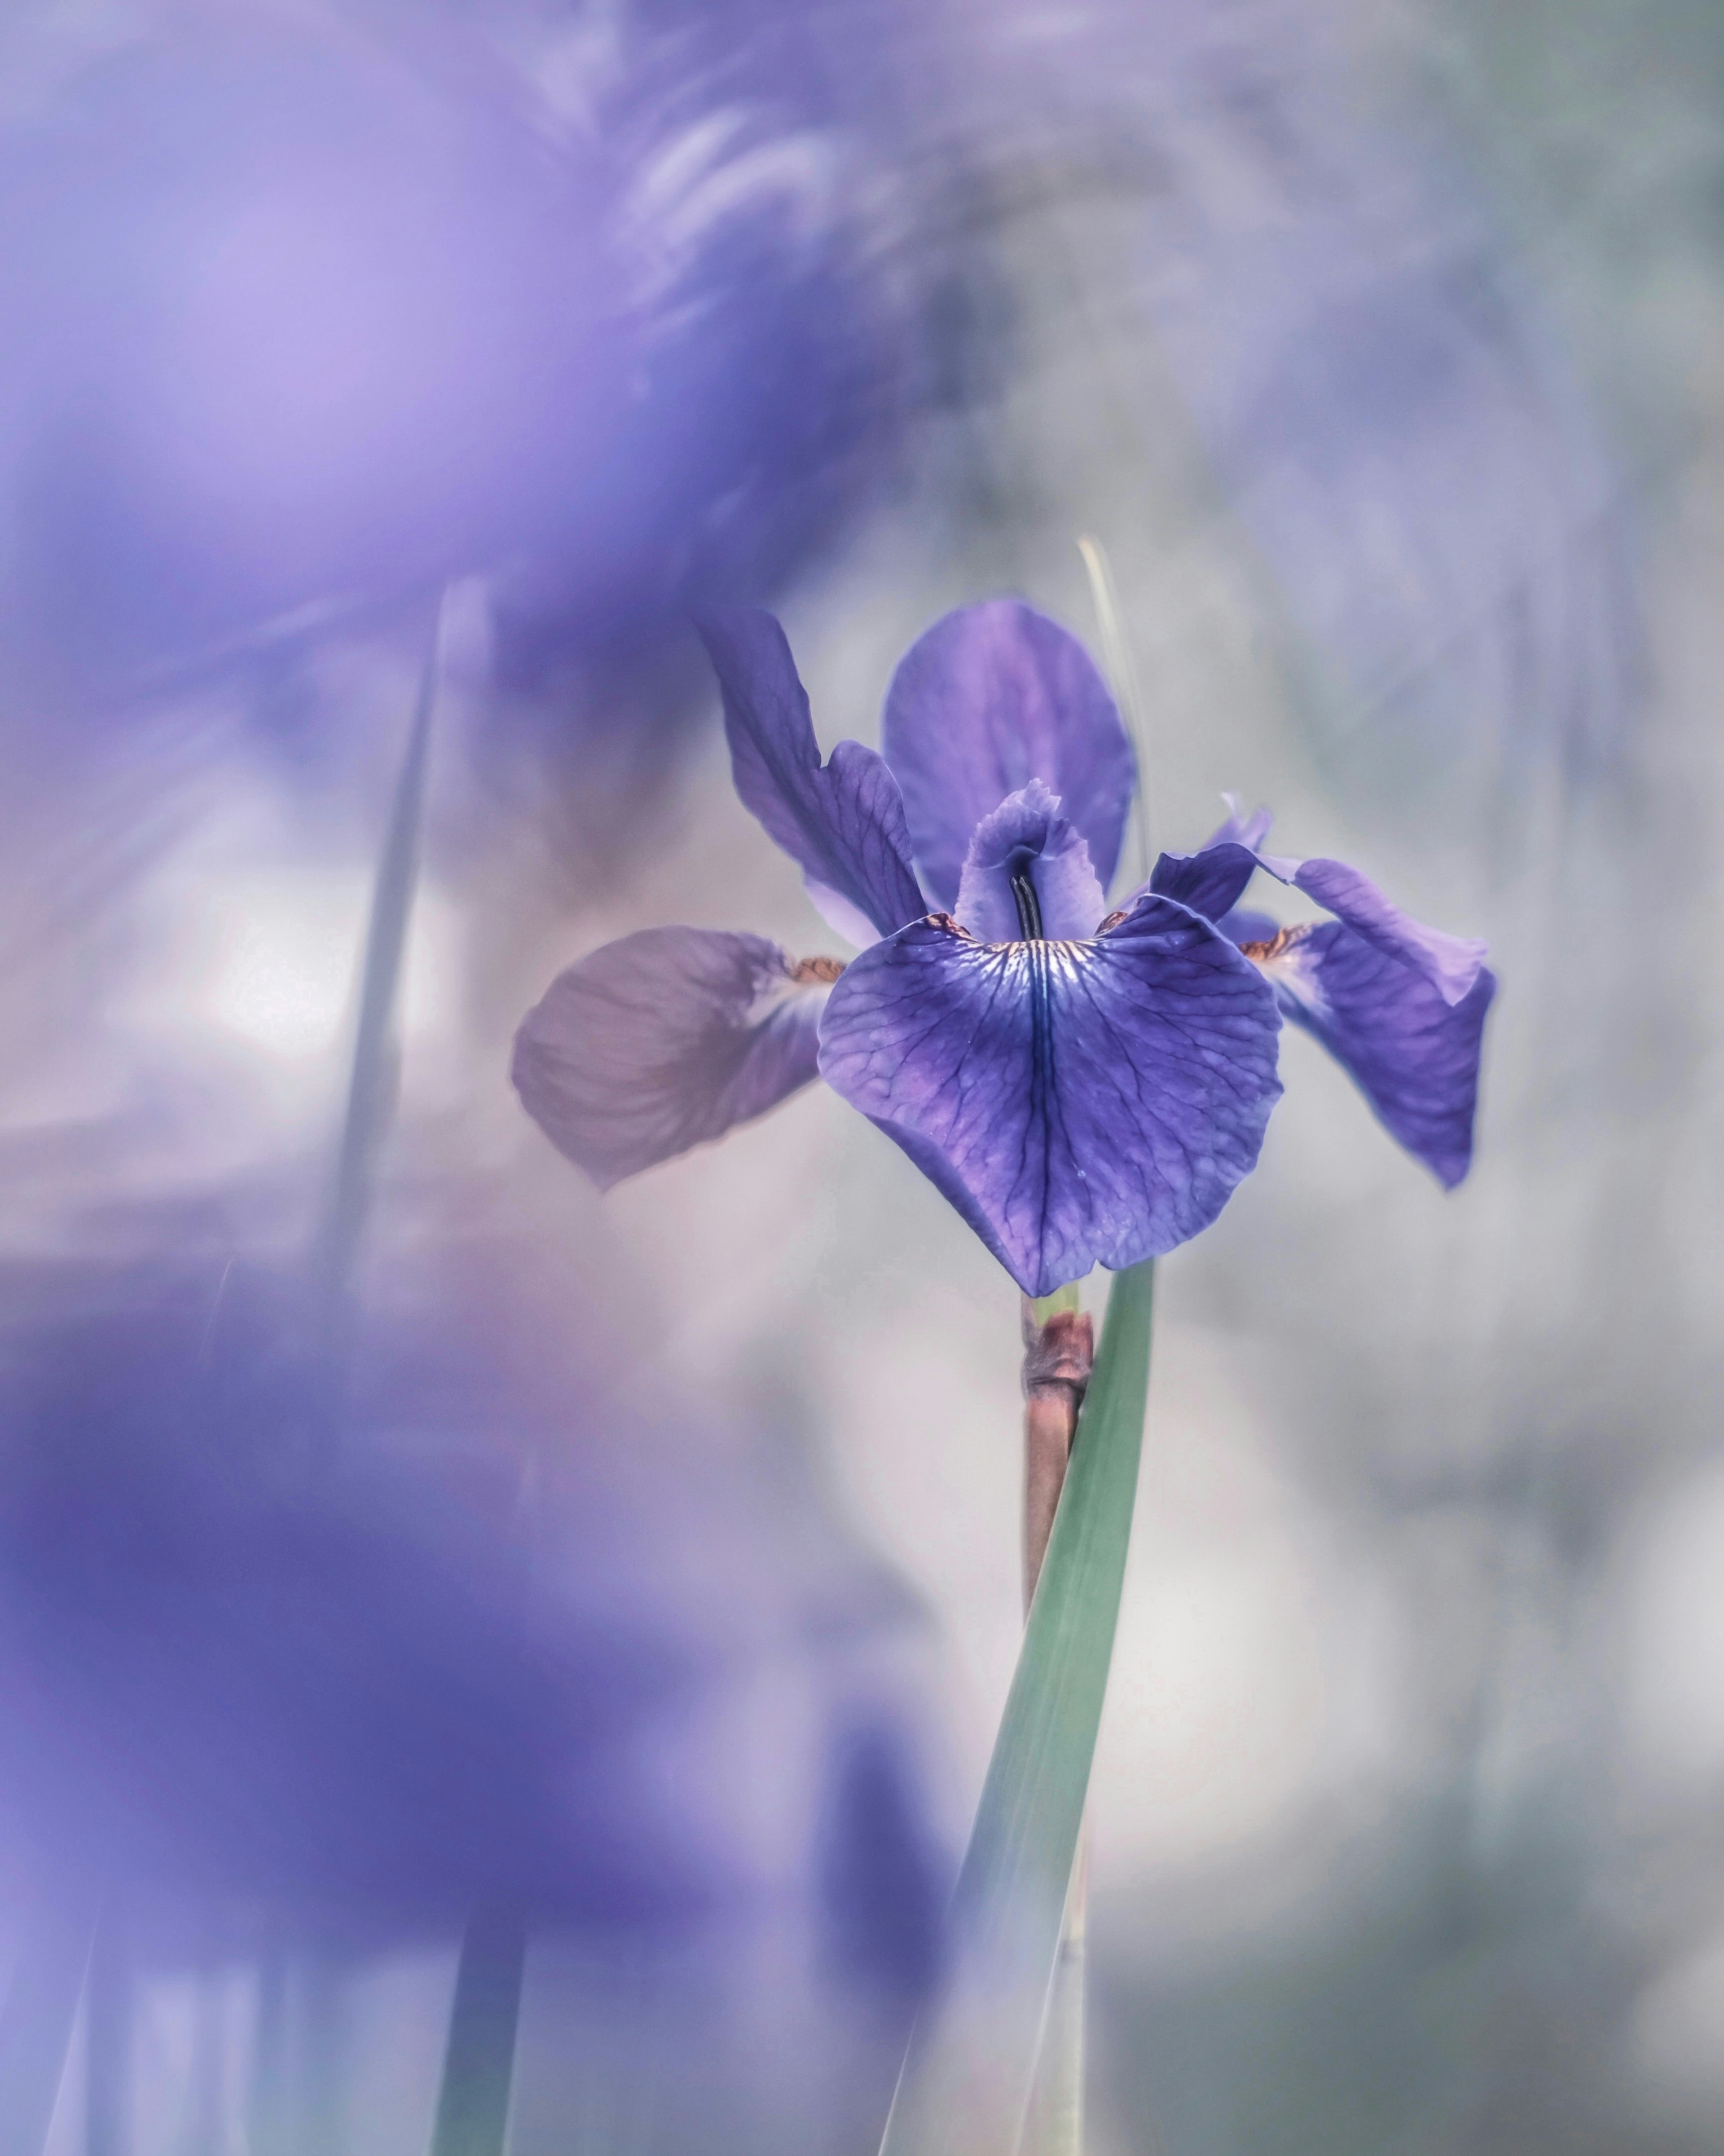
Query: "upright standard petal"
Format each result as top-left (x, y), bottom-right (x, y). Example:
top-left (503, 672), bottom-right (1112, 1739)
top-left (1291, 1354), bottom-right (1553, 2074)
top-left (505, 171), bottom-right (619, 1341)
top-left (818, 898), bottom-right (1281, 1297)
top-left (953, 780), bottom-right (1106, 943)
top-left (513, 927), bottom-right (835, 1189)
top-left (880, 601), bottom-right (1137, 907)
top-left (697, 610), bottom-right (925, 943)
top-left (1242, 922), bottom-right (1495, 1187)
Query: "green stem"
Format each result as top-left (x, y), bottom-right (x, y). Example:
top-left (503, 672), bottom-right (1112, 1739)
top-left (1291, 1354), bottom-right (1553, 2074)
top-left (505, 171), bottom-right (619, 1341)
top-left (1020, 1842), bottom-right (1087, 2156)
top-left (429, 1909), bottom-right (528, 2156)
top-left (0, 1890), bottom-right (100, 2155)
top-left (1076, 536), bottom-right (1152, 879)
top-left (879, 1260), bottom-right (1155, 2156)
top-left (85, 1900), bottom-right (132, 2156)
top-left (306, 598), bottom-right (445, 1454)
top-left (1018, 1289), bottom-right (1093, 2156)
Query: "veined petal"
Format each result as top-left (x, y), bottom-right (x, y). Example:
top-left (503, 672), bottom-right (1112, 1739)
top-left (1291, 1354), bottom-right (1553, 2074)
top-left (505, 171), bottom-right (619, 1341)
top-left (1256, 854), bottom-right (1489, 1007)
top-left (1125, 801), bottom-right (1271, 920)
top-left (1145, 839), bottom-right (1259, 923)
top-left (1246, 923), bottom-right (1495, 1187)
top-left (513, 928), bottom-right (835, 1189)
top-left (1148, 800), bottom-right (1489, 1010)
top-left (817, 898), bottom-right (1280, 1296)
top-left (954, 780), bottom-right (1106, 943)
top-left (697, 610), bottom-right (925, 943)
top-left (880, 602), bottom-right (1136, 907)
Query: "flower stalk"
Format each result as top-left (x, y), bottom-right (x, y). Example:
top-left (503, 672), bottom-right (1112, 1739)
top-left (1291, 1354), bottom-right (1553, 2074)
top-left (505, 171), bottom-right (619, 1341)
top-left (430, 1908), bottom-right (529, 2156)
top-left (306, 600), bottom-right (444, 1424)
top-left (879, 1261), bottom-right (1154, 2156)
top-left (0, 1887), bottom-right (101, 2156)
top-left (1020, 1285), bottom-right (1095, 2156)
top-left (1021, 1287), bottom-right (1094, 1615)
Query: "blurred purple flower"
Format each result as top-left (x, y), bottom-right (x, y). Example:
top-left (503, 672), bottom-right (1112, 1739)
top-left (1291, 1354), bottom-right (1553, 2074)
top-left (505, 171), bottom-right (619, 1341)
top-left (0, 1), bottom-right (925, 756)
top-left (514, 603), bottom-right (1494, 1295)
top-left (0, 1243), bottom-right (954, 2149)
top-left (0, 1261), bottom-right (707, 1939)
top-left (817, 1718), bottom-right (946, 2013)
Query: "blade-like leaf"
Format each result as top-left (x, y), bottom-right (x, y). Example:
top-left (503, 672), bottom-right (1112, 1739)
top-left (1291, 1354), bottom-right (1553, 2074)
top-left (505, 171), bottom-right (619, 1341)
top-left (0, 1891), bottom-right (100, 2154)
top-left (300, 593), bottom-right (446, 1466)
top-left (85, 1902), bottom-right (133, 2156)
top-left (1019, 1846), bottom-right (1087, 2156)
top-left (430, 1908), bottom-right (528, 2156)
top-left (879, 1260), bottom-right (1155, 2156)
top-left (313, 613), bottom-right (441, 1321)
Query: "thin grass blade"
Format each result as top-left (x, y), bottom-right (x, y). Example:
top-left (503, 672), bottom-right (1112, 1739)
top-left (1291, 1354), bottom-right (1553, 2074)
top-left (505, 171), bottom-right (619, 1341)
top-left (430, 1908), bottom-right (528, 2156)
top-left (0, 1891), bottom-right (100, 2154)
top-left (879, 1259), bottom-right (1155, 2156)
top-left (1019, 1836), bottom-right (1087, 2156)
top-left (312, 609), bottom-right (442, 1326)
top-left (298, 596), bottom-right (446, 1471)
top-left (84, 1900), bottom-right (133, 2156)
top-left (1077, 535), bottom-right (1152, 879)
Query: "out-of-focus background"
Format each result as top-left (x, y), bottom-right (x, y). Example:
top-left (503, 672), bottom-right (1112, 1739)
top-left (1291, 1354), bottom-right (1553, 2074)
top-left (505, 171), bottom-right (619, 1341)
top-left (0, 0), bottom-right (1719, 2150)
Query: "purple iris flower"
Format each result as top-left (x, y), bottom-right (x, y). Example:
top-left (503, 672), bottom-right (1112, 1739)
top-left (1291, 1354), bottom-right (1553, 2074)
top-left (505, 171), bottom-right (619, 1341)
top-left (514, 604), bottom-right (1495, 1296)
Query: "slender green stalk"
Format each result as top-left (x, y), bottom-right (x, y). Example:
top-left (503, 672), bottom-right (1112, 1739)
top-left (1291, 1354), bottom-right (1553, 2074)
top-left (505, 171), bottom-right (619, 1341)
top-left (304, 595), bottom-right (447, 1459)
top-left (879, 1261), bottom-right (1155, 2156)
top-left (0, 1890), bottom-right (100, 2155)
top-left (314, 623), bottom-right (440, 1289)
top-left (1076, 536), bottom-right (1152, 879)
top-left (1018, 1292), bottom-right (1092, 2156)
top-left (1020, 1842), bottom-right (1087, 2156)
top-left (247, 1953), bottom-right (291, 2156)
top-left (430, 1909), bottom-right (528, 2156)
top-left (85, 1900), bottom-right (133, 2156)
top-left (1028, 535), bottom-right (1152, 2156)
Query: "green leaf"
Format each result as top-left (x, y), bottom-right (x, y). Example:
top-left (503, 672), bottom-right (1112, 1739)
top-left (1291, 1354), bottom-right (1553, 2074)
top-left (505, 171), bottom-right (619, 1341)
top-left (313, 613), bottom-right (441, 1325)
top-left (879, 1259), bottom-right (1155, 2156)
top-left (430, 1908), bottom-right (528, 2156)
top-left (0, 1891), bottom-right (100, 2154)
top-left (1019, 1852), bottom-right (1087, 2156)
top-left (301, 596), bottom-right (445, 1466)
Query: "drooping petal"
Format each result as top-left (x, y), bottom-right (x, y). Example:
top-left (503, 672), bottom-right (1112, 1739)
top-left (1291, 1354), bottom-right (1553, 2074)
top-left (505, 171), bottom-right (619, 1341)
top-left (880, 602), bottom-right (1137, 907)
top-left (1146, 803), bottom-right (1490, 1010)
top-left (1253, 853), bottom-right (1489, 1006)
top-left (1245, 923), bottom-right (1495, 1187)
top-left (817, 898), bottom-right (1280, 1296)
top-left (953, 780), bottom-right (1106, 943)
top-left (697, 610), bottom-right (926, 943)
top-left (513, 927), bottom-right (834, 1189)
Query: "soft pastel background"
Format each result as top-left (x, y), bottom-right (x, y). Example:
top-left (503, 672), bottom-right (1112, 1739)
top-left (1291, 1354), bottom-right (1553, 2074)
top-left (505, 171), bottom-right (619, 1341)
top-left (0, 0), bottom-right (1719, 2150)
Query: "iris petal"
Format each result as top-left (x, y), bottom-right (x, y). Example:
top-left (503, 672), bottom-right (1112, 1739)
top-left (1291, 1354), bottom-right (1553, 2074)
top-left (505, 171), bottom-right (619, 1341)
top-left (953, 780), bottom-right (1107, 943)
top-left (817, 897), bottom-right (1281, 1296)
top-left (1262, 855), bottom-right (1489, 1007)
top-left (1146, 840), bottom-right (1260, 923)
top-left (698, 610), bottom-right (926, 944)
top-left (1252, 925), bottom-right (1495, 1188)
top-left (1149, 807), bottom-right (1490, 1010)
top-left (513, 927), bottom-right (830, 1188)
top-left (880, 601), bottom-right (1137, 907)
